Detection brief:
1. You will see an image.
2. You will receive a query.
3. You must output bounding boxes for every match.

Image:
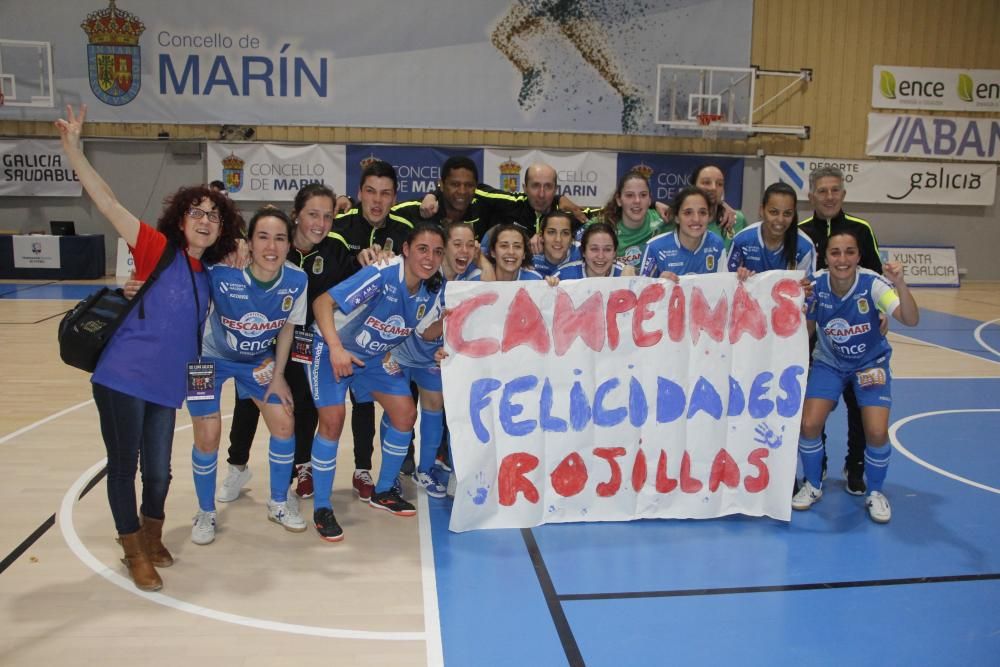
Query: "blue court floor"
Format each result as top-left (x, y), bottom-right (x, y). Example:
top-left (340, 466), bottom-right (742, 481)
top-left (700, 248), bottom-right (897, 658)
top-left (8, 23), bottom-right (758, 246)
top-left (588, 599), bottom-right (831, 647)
top-left (428, 309), bottom-right (1000, 666)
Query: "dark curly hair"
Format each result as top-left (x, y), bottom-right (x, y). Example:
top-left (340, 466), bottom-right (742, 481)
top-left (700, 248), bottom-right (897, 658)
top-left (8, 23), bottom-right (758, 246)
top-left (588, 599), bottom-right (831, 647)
top-left (155, 185), bottom-right (244, 265)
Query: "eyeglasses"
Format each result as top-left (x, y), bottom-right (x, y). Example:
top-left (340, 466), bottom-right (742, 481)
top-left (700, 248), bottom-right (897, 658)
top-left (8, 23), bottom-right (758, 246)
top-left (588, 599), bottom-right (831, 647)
top-left (187, 208), bottom-right (221, 223)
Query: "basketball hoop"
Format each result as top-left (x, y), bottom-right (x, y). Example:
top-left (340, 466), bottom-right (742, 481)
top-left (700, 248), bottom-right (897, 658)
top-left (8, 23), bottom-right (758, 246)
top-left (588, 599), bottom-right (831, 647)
top-left (697, 113), bottom-right (722, 140)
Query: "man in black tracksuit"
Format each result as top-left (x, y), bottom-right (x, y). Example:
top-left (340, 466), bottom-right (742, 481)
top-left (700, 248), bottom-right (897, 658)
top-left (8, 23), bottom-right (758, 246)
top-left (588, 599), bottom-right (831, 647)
top-left (799, 165), bottom-right (883, 495)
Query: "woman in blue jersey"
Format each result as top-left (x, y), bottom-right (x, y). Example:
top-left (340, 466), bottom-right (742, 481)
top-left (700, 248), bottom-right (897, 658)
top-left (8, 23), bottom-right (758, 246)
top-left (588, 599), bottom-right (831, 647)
top-left (587, 170), bottom-right (666, 271)
top-left (639, 186), bottom-right (726, 281)
top-left (56, 105), bottom-right (242, 591)
top-left (490, 223), bottom-right (544, 281)
top-left (392, 222), bottom-right (491, 497)
top-left (727, 182), bottom-right (816, 275)
top-left (792, 229), bottom-right (919, 524)
top-left (532, 210), bottom-right (581, 277)
top-left (188, 207), bottom-right (309, 545)
top-left (308, 224), bottom-right (446, 540)
top-left (550, 222), bottom-right (634, 280)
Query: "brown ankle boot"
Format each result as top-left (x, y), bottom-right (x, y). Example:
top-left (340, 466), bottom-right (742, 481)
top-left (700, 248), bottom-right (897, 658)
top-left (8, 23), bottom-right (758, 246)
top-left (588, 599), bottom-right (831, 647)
top-left (117, 531), bottom-right (163, 592)
top-left (140, 515), bottom-right (174, 567)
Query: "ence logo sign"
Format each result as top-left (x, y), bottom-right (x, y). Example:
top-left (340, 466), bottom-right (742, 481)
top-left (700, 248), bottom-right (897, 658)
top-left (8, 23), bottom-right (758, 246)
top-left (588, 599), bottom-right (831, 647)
top-left (873, 66), bottom-right (1000, 112)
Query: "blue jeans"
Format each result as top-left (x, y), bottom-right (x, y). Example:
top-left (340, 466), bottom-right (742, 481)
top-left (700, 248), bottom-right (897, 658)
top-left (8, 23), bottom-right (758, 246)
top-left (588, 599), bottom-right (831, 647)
top-left (92, 383), bottom-right (176, 534)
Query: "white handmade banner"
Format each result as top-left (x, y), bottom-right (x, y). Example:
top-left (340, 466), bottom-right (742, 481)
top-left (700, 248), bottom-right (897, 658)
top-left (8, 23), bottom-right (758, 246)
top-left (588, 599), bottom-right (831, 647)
top-left (0, 139), bottom-right (81, 197)
top-left (765, 156), bottom-right (997, 206)
top-left (879, 245), bottom-right (959, 287)
top-left (866, 113), bottom-right (1000, 162)
top-left (442, 272), bottom-right (809, 532)
top-left (872, 66), bottom-right (1000, 112)
top-left (483, 149), bottom-right (618, 207)
top-left (205, 143), bottom-right (346, 201)
top-left (12, 235), bottom-right (61, 268)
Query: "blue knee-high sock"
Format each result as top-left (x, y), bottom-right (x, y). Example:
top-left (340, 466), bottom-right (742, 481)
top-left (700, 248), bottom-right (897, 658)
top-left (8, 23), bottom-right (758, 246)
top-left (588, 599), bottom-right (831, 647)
top-left (191, 447), bottom-right (218, 512)
top-left (268, 435), bottom-right (295, 503)
top-left (865, 444), bottom-right (891, 493)
top-left (418, 409), bottom-right (444, 474)
top-left (798, 435), bottom-right (825, 488)
top-left (310, 434), bottom-right (338, 511)
top-left (375, 424), bottom-right (412, 493)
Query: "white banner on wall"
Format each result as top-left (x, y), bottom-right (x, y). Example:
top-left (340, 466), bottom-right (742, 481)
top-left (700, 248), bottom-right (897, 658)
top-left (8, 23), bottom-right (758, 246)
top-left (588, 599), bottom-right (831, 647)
top-left (442, 272), bottom-right (808, 532)
top-left (0, 140), bottom-right (81, 197)
top-left (12, 235), bottom-right (61, 268)
top-left (205, 143), bottom-right (346, 202)
top-left (482, 149), bottom-right (618, 207)
top-left (879, 245), bottom-right (959, 288)
top-left (0, 0), bottom-right (751, 136)
top-left (765, 156), bottom-right (997, 206)
top-left (872, 66), bottom-right (1000, 112)
top-left (867, 113), bottom-right (1000, 162)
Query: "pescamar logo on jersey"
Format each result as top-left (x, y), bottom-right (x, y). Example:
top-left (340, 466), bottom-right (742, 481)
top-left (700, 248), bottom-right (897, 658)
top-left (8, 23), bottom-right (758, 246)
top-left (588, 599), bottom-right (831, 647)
top-left (824, 318), bottom-right (871, 343)
top-left (221, 312), bottom-right (285, 338)
top-left (364, 314), bottom-right (412, 339)
top-left (857, 299), bottom-right (870, 314)
top-left (621, 245), bottom-right (642, 267)
top-left (83, 1), bottom-right (145, 106)
top-left (312, 256), bottom-right (324, 275)
top-left (281, 295), bottom-right (293, 312)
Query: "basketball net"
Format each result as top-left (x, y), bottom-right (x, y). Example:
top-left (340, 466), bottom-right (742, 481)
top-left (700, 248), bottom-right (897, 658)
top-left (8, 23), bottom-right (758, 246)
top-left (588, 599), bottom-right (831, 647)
top-left (698, 113), bottom-right (722, 141)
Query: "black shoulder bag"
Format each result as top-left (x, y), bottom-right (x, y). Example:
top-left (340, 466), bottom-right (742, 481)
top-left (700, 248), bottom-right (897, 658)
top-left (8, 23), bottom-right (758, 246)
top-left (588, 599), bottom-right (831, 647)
top-left (58, 243), bottom-right (178, 372)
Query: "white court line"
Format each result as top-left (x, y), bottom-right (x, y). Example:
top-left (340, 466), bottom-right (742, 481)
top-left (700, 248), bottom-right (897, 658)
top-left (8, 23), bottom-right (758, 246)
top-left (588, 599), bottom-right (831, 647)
top-left (889, 330), bottom-right (1000, 367)
top-left (973, 318), bottom-right (1000, 359)
top-left (418, 492), bottom-right (445, 667)
top-left (0, 399), bottom-right (94, 445)
top-left (0, 400), bottom-right (430, 642)
top-left (889, 409), bottom-right (1000, 495)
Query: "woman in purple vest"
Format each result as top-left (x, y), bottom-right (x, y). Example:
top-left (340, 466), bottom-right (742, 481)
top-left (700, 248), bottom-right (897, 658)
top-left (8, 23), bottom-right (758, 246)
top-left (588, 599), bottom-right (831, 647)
top-left (57, 105), bottom-right (243, 591)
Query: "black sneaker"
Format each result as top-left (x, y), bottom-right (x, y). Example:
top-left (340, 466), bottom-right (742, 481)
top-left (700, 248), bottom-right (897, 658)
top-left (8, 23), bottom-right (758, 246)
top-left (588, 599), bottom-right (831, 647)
top-left (313, 508), bottom-right (344, 542)
top-left (843, 466), bottom-right (867, 496)
top-left (369, 489), bottom-right (416, 517)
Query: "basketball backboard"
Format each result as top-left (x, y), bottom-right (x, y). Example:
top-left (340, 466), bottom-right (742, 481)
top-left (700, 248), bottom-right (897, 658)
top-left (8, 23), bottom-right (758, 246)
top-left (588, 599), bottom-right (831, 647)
top-left (0, 39), bottom-right (55, 107)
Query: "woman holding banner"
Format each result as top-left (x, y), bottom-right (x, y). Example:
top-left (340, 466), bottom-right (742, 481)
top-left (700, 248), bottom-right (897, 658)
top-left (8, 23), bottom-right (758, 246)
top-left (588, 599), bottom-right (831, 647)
top-left (726, 182), bottom-right (816, 275)
top-left (531, 210), bottom-right (581, 277)
top-left (490, 223), bottom-right (544, 281)
top-left (792, 229), bottom-right (919, 524)
top-left (550, 222), bottom-right (633, 280)
top-left (639, 186), bottom-right (726, 282)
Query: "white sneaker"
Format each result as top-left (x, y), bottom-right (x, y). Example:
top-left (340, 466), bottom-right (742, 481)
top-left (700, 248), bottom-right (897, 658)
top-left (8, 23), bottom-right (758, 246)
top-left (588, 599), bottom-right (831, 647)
top-left (267, 497), bottom-right (307, 532)
top-left (412, 469), bottom-right (447, 498)
top-left (791, 480), bottom-right (823, 510)
top-left (866, 491), bottom-right (892, 524)
top-left (191, 509), bottom-right (217, 545)
top-left (216, 464), bottom-right (252, 503)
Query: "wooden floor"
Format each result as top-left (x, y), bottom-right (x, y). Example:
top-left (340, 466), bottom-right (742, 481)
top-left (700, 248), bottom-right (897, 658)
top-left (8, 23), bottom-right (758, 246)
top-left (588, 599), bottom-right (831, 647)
top-left (1, 280), bottom-right (998, 666)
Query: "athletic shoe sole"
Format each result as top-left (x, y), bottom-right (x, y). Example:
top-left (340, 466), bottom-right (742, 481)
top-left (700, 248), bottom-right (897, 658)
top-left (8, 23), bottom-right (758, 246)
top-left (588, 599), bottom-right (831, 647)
top-left (368, 500), bottom-right (416, 517)
top-left (268, 515), bottom-right (308, 533)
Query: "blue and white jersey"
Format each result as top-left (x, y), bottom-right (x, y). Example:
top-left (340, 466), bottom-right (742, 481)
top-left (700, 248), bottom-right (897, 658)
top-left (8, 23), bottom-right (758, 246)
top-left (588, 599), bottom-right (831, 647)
top-left (394, 267), bottom-right (481, 368)
top-left (318, 258), bottom-right (438, 363)
top-left (809, 268), bottom-right (900, 371)
top-left (554, 260), bottom-right (626, 280)
top-left (726, 222), bottom-right (816, 275)
top-left (639, 230), bottom-right (725, 277)
top-left (532, 244), bottom-right (581, 277)
top-left (202, 263), bottom-right (307, 364)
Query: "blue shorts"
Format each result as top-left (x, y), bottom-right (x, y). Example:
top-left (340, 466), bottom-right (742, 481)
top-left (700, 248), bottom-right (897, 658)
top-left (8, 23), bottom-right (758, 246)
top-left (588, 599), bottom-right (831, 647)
top-left (309, 338), bottom-right (411, 408)
top-left (399, 361), bottom-right (443, 393)
top-left (805, 356), bottom-right (893, 408)
top-left (187, 356), bottom-right (281, 417)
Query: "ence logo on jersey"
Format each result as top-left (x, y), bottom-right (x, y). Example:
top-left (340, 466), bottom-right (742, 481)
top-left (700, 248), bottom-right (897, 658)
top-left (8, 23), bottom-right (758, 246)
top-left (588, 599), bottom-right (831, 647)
top-left (824, 318), bottom-right (871, 343)
top-left (221, 312), bottom-right (286, 338)
top-left (364, 314), bottom-right (413, 339)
